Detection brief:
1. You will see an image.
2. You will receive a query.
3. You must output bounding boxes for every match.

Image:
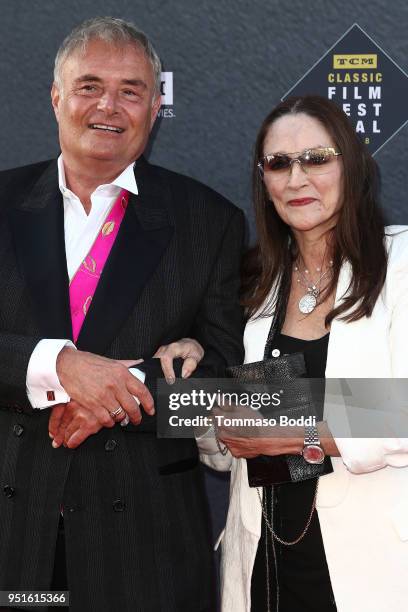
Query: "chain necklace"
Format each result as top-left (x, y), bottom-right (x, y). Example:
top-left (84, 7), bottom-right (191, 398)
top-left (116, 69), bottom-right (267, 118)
top-left (257, 480), bottom-right (319, 546)
top-left (294, 256), bottom-right (333, 315)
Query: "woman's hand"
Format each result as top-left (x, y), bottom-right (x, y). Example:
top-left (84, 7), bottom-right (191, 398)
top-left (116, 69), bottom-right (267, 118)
top-left (214, 404), bottom-right (304, 458)
top-left (154, 338), bottom-right (204, 384)
top-left (218, 434), bottom-right (303, 459)
top-left (216, 405), bottom-right (339, 458)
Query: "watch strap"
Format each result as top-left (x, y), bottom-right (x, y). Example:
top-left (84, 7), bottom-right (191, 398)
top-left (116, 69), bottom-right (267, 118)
top-left (304, 424), bottom-right (320, 445)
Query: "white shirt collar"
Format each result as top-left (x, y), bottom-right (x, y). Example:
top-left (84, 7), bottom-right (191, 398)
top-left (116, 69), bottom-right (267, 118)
top-left (57, 154), bottom-right (139, 198)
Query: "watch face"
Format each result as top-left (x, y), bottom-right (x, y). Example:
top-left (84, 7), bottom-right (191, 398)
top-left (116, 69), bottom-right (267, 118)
top-left (302, 444), bottom-right (325, 465)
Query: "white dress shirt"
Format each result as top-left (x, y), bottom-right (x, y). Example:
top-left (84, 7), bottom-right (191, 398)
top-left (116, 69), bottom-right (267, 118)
top-left (26, 155), bottom-right (142, 409)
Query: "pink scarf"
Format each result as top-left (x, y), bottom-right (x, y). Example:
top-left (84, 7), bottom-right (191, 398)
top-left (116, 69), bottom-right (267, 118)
top-left (69, 189), bottom-right (129, 341)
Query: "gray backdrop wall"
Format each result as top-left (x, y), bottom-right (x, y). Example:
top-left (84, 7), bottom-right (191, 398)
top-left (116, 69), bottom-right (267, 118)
top-left (1, 0), bottom-right (407, 228)
top-left (1, 0), bottom-right (407, 538)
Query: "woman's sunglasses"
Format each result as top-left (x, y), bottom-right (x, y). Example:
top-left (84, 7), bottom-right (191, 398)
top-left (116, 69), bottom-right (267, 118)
top-left (257, 146), bottom-right (342, 180)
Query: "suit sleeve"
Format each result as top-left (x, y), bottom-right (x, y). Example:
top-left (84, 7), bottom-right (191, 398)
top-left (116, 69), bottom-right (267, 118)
top-left (180, 205), bottom-right (244, 467)
top-left (190, 207), bottom-right (245, 375)
top-left (0, 332), bottom-right (42, 412)
top-left (127, 206), bottom-right (245, 434)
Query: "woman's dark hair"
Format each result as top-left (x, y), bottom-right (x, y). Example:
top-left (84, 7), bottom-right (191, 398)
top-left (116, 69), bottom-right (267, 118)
top-left (242, 95), bottom-right (387, 325)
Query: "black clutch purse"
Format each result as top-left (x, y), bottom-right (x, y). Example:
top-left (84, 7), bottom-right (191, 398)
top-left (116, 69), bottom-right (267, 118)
top-left (226, 352), bottom-right (333, 486)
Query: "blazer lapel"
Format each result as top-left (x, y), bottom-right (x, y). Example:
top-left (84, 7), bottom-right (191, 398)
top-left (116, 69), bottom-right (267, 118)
top-left (8, 160), bottom-right (72, 339)
top-left (76, 158), bottom-right (174, 354)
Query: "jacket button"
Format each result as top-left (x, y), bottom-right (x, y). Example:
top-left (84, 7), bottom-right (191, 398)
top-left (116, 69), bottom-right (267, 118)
top-left (105, 439), bottom-right (117, 452)
top-left (113, 499), bottom-right (125, 512)
top-left (13, 424), bottom-right (24, 437)
top-left (3, 485), bottom-right (15, 498)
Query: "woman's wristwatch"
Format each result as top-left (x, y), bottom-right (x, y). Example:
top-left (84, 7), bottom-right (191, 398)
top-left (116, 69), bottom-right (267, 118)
top-left (302, 425), bottom-right (325, 464)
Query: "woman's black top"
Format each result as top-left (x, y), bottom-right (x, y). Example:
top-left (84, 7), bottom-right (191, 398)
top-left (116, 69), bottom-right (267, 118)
top-left (250, 332), bottom-right (337, 612)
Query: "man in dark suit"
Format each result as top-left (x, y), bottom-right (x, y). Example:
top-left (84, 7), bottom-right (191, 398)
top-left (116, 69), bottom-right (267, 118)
top-left (0, 17), bottom-right (244, 612)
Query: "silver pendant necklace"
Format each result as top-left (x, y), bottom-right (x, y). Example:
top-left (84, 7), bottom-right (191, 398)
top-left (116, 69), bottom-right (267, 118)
top-left (294, 258), bottom-right (333, 315)
top-left (298, 287), bottom-right (319, 314)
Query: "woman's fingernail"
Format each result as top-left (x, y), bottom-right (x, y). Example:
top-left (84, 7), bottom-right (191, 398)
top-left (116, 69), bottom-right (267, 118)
top-left (49, 432), bottom-right (54, 439)
top-left (52, 440), bottom-right (59, 448)
top-left (182, 370), bottom-right (190, 379)
top-left (166, 377), bottom-right (175, 385)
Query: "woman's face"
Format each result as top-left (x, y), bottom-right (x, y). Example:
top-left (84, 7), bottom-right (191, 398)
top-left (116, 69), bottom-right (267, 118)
top-left (262, 113), bottom-right (343, 235)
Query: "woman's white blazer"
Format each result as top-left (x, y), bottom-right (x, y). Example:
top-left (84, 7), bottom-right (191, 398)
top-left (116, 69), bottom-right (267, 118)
top-left (200, 226), bottom-right (408, 612)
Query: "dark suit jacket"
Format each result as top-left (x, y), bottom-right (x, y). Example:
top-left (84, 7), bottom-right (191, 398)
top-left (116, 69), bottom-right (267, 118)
top-left (0, 157), bottom-right (245, 612)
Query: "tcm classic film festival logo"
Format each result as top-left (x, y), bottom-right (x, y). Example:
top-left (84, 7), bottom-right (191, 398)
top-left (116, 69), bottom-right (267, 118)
top-left (159, 71), bottom-right (175, 118)
top-left (283, 24), bottom-right (408, 154)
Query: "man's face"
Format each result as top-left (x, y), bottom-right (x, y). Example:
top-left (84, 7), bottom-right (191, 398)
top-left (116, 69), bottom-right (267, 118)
top-left (51, 38), bottom-right (161, 172)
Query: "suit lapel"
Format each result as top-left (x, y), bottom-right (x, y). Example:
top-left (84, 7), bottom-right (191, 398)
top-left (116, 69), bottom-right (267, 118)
top-left (9, 157), bottom-right (174, 353)
top-left (76, 158), bottom-right (174, 353)
top-left (8, 160), bottom-right (72, 339)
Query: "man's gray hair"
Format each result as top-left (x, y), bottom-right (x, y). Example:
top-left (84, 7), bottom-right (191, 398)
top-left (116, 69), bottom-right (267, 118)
top-left (54, 16), bottom-right (162, 94)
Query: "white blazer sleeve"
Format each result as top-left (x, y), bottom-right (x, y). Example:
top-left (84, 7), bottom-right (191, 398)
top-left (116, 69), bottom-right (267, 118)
top-left (333, 228), bottom-right (408, 474)
top-left (196, 426), bottom-right (233, 471)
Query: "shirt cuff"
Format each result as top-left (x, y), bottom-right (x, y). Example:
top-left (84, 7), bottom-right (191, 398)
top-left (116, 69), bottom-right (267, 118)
top-left (128, 367), bottom-right (146, 384)
top-left (118, 366), bottom-right (146, 427)
top-left (26, 339), bottom-right (76, 409)
top-left (128, 366), bottom-right (146, 405)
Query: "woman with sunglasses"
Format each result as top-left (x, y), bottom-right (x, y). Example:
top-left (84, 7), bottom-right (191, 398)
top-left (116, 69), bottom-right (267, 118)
top-left (157, 95), bottom-right (408, 612)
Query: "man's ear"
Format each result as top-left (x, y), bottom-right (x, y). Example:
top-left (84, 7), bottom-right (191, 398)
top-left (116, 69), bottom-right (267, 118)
top-left (150, 93), bottom-right (162, 129)
top-left (51, 82), bottom-right (61, 122)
